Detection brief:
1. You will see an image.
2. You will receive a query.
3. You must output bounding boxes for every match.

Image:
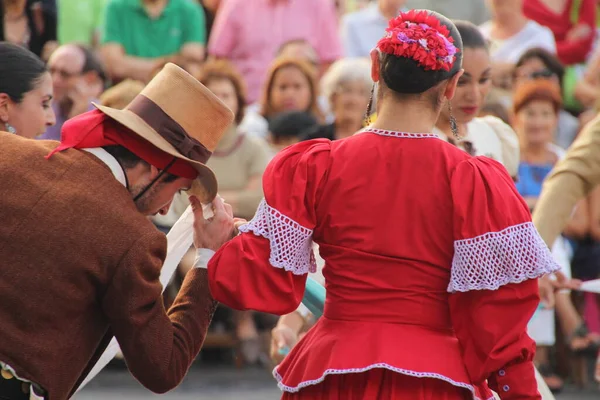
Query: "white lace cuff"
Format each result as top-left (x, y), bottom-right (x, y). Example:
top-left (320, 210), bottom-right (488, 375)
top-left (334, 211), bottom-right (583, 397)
top-left (239, 199), bottom-right (316, 275)
top-left (448, 222), bottom-right (560, 292)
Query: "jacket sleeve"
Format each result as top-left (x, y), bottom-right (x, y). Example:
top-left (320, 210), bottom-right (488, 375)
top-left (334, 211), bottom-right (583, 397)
top-left (102, 231), bottom-right (217, 394)
top-left (532, 114), bottom-right (600, 247)
top-left (208, 140), bottom-right (331, 314)
top-left (448, 157), bottom-right (560, 399)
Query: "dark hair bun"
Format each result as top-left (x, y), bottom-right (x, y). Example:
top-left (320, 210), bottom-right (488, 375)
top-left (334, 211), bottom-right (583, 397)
top-left (379, 10), bottom-right (463, 95)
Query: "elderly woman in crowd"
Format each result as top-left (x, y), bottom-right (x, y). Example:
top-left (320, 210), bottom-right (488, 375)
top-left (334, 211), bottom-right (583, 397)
top-left (513, 47), bottom-right (580, 149)
top-left (512, 79), bottom-right (597, 391)
top-left (302, 57), bottom-right (372, 141)
top-left (240, 57), bottom-right (322, 139)
top-left (0, 42), bottom-right (55, 138)
top-left (199, 59), bottom-right (273, 365)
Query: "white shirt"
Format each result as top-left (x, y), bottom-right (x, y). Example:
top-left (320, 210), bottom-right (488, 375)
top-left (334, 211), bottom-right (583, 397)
top-left (479, 20), bottom-right (557, 64)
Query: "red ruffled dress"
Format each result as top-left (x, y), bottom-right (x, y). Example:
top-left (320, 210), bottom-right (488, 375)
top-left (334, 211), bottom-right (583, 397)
top-left (207, 129), bottom-right (560, 399)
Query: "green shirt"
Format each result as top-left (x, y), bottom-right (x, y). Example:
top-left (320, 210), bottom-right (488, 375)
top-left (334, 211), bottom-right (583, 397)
top-left (58, 0), bottom-right (108, 45)
top-left (101, 0), bottom-right (206, 58)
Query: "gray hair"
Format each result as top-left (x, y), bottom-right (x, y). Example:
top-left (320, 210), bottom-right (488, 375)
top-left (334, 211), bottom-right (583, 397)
top-left (320, 58), bottom-right (373, 106)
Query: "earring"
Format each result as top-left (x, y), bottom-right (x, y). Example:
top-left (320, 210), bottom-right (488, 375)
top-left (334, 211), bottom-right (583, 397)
top-left (448, 102), bottom-right (460, 140)
top-left (364, 84), bottom-right (375, 126)
top-left (4, 122), bottom-right (16, 135)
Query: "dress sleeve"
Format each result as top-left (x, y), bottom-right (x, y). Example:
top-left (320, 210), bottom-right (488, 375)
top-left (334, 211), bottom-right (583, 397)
top-left (208, 140), bottom-right (331, 314)
top-left (448, 157), bottom-right (560, 399)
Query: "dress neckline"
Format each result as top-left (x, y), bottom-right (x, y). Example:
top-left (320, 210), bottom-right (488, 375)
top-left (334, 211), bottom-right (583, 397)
top-left (359, 128), bottom-right (440, 139)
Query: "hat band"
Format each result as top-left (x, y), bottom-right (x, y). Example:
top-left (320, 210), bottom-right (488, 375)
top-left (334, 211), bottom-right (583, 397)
top-left (127, 95), bottom-right (212, 164)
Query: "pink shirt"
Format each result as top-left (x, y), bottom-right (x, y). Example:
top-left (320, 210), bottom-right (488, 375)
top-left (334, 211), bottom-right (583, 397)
top-left (208, 0), bottom-right (342, 104)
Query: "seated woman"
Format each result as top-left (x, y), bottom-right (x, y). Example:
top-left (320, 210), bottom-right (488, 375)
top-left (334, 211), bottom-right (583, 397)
top-left (240, 58), bottom-right (323, 140)
top-left (302, 57), bottom-right (373, 141)
top-left (512, 79), bottom-right (598, 391)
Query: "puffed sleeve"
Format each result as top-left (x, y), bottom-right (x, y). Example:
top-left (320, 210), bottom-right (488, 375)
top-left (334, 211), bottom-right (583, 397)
top-left (208, 140), bottom-right (331, 315)
top-left (448, 157), bottom-right (560, 399)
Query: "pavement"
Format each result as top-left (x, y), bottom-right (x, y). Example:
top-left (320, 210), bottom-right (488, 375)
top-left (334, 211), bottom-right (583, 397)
top-left (74, 365), bottom-right (598, 400)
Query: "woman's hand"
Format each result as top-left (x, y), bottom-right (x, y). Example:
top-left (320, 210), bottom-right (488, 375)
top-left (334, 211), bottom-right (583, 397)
top-left (539, 272), bottom-right (582, 308)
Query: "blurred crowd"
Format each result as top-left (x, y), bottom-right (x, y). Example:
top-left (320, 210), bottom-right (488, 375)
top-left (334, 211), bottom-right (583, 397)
top-left (4, 0), bottom-right (600, 394)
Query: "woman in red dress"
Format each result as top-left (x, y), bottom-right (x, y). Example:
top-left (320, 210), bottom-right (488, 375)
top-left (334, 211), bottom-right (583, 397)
top-left (194, 9), bottom-right (559, 400)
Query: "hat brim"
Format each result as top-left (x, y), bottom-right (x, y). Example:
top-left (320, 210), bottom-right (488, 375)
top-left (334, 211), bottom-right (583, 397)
top-left (93, 103), bottom-right (217, 204)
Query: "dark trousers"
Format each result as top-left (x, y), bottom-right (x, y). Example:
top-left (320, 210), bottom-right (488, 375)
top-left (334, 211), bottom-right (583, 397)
top-left (0, 372), bottom-right (29, 400)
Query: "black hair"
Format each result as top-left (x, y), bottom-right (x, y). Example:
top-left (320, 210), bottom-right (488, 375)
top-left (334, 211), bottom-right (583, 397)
top-left (102, 145), bottom-right (179, 183)
top-left (514, 48), bottom-right (565, 88)
top-left (379, 10), bottom-right (463, 97)
top-left (0, 42), bottom-right (48, 103)
top-left (454, 20), bottom-right (487, 50)
top-left (268, 111), bottom-right (318, 140)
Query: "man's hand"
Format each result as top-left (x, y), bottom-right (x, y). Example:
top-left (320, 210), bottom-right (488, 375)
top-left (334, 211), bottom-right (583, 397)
top-left (190, 195), bottom-right (235, 251)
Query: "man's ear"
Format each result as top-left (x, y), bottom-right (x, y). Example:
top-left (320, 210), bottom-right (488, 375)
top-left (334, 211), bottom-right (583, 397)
top-left (0, 93), bottom-right (12, 124)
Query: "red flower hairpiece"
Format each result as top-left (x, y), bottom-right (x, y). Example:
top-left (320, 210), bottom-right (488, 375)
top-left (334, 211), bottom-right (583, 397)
top-left (377, 10), bottom-right (459, 72)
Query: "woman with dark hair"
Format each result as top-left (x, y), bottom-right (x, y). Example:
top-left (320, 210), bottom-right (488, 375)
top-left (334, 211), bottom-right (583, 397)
top-left (434, 20), bottom-right (520, 179)
top-left (0, 0), bottom-right (57, 59)
top-left (197, 9), bottom-right (558, 399)
top-left (0, 42), bottom-right (55, 138)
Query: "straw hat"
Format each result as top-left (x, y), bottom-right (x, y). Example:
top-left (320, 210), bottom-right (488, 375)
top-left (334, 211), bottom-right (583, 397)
top-left (93, 63), bottom-right (234, 203)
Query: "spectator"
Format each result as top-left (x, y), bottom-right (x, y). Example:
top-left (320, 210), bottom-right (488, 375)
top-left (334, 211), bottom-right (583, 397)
top-left (100, 0), bottom-right (206, 82)
top-left (57, 0), bottom-right (107, 47)
top-left (276, 39), bottom-right (319, 70)
top-left (340, 0), bottom-right (407, 58)
top-left (523, 0), bottom-right (596, 66)
top-left (0, 0), bottom-right (57, 60)
top-left (208, 0), bottom-right (342, 104)
top-left (240, 57), bottom-right (322, 139)
top-left (195, 59), bottom-right (273, 365)
top-left (303, 58), bottom-right (372, 140)
top-left (198, 0), bottom-right (219, 44)
top-left (0, 42), bottom-right (55, 138)
top-left (199, 60), bottom-right (271, 221)
top-left (38, 44), bottom-right (106, 141)
top-left (405, 0), bottom-right (490, 25)
top-left (268, 110), bottom-right (318, 154)
top-left (480, 0), bottom-right (556, 90)
top-left (513, 47), bottom-right (580, 148)
top-left (512, 79), bottom-right (598, 390)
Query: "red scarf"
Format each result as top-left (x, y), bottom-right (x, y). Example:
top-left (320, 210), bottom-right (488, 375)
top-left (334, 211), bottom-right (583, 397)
top-left (46, 110), bottom-right (198, 180)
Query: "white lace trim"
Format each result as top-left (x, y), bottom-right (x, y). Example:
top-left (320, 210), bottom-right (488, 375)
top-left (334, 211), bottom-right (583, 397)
top-left (360, 128), bottom-right (440, 139)
top-left (239, 199), bottom-right (316, 275)
top-left (449, 222), bottom-right (561, 292)
top-left (273, 363), bottom-right (493, 400)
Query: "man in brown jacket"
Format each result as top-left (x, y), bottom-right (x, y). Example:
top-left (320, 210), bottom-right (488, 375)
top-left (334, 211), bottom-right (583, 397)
top-left (0, 64), bottom-right (235, 399)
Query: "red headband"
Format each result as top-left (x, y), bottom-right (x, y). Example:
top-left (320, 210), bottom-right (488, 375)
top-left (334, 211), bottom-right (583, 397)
top-left (46, 110), bottom-right (199, 180)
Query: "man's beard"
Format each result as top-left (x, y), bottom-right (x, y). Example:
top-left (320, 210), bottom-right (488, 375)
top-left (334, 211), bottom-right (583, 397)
top-left (130, 181), bottom-right (161, 215)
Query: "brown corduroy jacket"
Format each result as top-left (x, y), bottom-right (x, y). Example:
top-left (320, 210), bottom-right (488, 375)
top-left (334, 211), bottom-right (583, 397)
top-left (532, 114), bottom-right (600, 246)
top-left (0, 132), bottom-right (217, 399)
